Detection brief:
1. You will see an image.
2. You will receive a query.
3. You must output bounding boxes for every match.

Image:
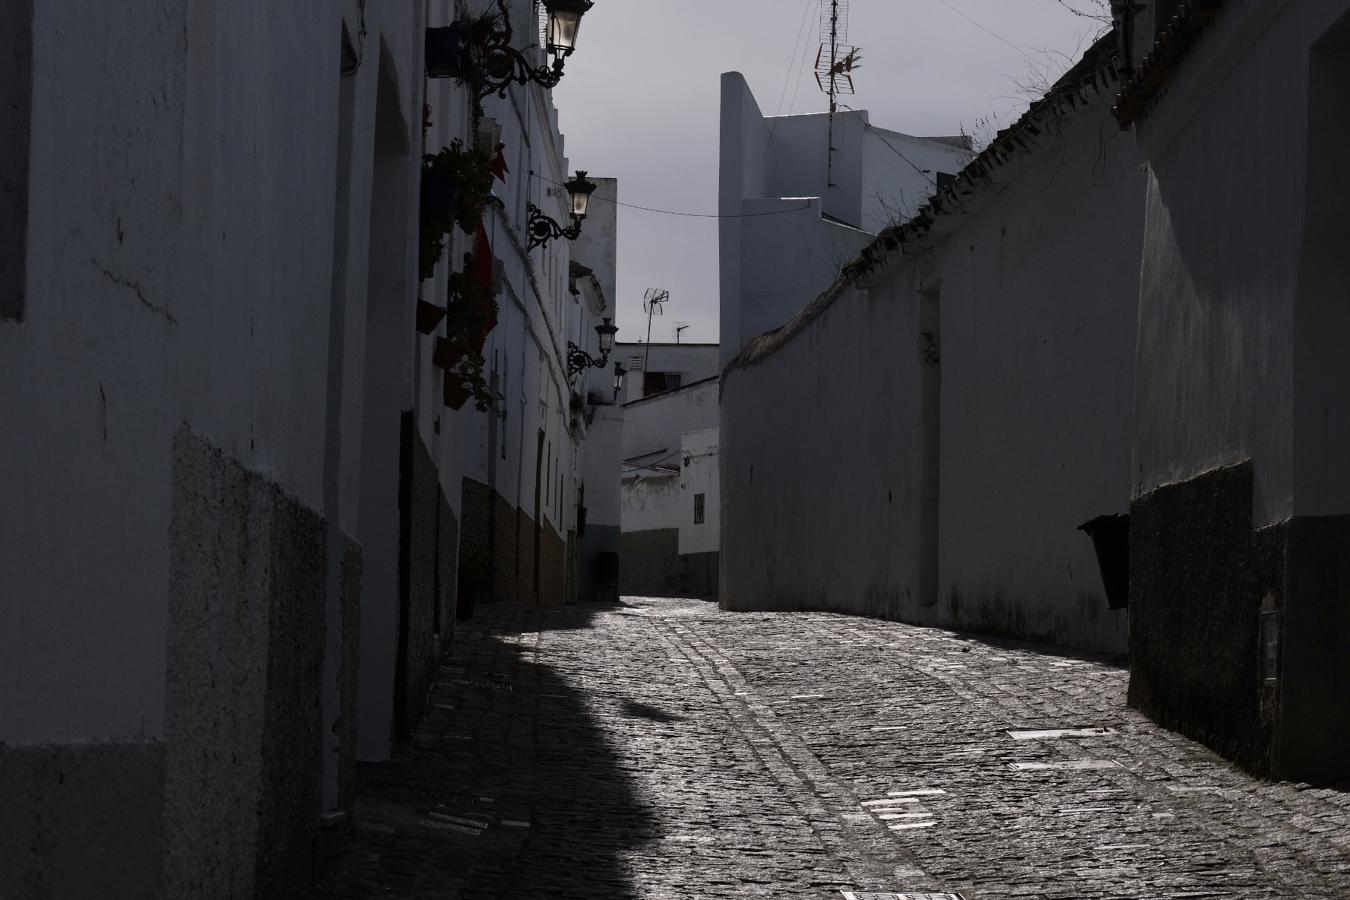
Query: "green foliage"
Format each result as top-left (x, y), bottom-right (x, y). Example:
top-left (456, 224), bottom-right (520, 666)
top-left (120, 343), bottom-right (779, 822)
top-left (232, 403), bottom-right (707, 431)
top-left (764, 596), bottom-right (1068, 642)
top-left (429, 139), bottom-right (496, 234)
top-left (419, 139), bottom-right (496, 280)
top-left (441, 268), bottom-right (499, 412)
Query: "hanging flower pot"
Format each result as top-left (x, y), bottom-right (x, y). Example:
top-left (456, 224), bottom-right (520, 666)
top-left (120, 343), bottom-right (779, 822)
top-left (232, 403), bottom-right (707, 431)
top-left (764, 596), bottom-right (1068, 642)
top-left (416, 300), bottom-right (447, 335)
top-left (420, 169), bottom-right (457, 227)
top-left (423, 140), bottom-right (494, 236)
top-left (443, 371), bottom-right (472, 410)
top-left (424, 24), bottom-right (464, 79)
top-left (433, 336), bottom-right (467, 371)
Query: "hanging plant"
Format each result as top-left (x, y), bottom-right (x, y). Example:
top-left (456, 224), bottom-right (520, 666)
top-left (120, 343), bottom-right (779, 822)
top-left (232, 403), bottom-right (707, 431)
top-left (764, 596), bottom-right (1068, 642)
top-left (434, 244), bottom-right (499, 412)
top-left (430, 139), bottom-right (494, 234)
top-left (443, 352), bottom-right (493, 412)
top-left (441, 8), bottom-right (508, 91)
top-left (418, 138), bottom-right (496, 281)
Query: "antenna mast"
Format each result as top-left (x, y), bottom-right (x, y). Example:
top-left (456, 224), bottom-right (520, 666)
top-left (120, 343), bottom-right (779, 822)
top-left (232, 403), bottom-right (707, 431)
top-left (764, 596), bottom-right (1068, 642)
top-left (814, 0), bottom-right (861, 189)
top-left (641, 289), bottom-right (670, 371)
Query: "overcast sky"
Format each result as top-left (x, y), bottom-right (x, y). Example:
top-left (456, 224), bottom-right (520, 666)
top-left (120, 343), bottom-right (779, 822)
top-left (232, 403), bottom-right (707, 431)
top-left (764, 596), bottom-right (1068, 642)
top-left (552, 0), bottom-right (1110, 345)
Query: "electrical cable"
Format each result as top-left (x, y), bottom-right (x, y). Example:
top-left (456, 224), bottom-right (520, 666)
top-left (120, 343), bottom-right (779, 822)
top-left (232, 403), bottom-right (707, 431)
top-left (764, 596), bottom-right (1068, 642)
top-left (773, 0), bottom-right (818, 119)
top-left (929, 0), bottom-right (1039, 63)
top-left (867, 125), bottom-right (937, 187)
top-left (536, 175), bottom-right (814, 220)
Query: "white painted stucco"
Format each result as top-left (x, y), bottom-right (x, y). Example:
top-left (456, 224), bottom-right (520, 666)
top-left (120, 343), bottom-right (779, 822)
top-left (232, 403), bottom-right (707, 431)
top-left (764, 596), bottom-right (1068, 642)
top-left (718, 72), bottom-right (974, 367)
top-left (451, 20), bottom-right (620, 610)
top-left (0, 0), bottom-right (618, 768)
top-left (0, 1), bottom-right (425, 746)
top-left (621, 470), bottom-right (683, 534)
top-left (615, 341), bottom-right (719, 403)
top-left (1132, 0), bottom-right (1350, 524)
top-left (679, 426), bottom-right (720, 556)
top-left (721, 62), bottom-right (1143, 654)
top-left (621, 376), bottom-right (719, 466)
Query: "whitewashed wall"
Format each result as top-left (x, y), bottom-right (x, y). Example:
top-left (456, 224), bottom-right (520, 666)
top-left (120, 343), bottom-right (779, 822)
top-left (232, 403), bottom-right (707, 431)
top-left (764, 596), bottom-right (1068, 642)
top-left (1133, 0), bottom-right (1350, 524)
top-left (621, 471), bottom-right (683, 533)
top-left (0, 0), bottom-right (448, 890)
top-left (722, 81), bottom-right (1143, 653)
top-left (679, 426), bottom-right (721, 556)
top-left (615, 341), bottom-right (719, 402)
top-left (0, 0), bottom-right (404, 747)
top-left (621, 377), bottom-right (719, 465)
top-left (718, 72), bottom-right (973, 367)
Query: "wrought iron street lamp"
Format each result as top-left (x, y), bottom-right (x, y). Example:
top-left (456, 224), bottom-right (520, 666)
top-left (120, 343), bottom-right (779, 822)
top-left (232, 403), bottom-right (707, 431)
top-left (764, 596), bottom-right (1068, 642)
top-left (543, 0), bottom-right (593, 64)
top-left (567, 317), bottom-right (618, 379)
top-left (427, 0), bottom-right (595, 97)
top-left (528, 171), bottom-right (598, 250)
top-left (612, 361), bottom-right (627, 399)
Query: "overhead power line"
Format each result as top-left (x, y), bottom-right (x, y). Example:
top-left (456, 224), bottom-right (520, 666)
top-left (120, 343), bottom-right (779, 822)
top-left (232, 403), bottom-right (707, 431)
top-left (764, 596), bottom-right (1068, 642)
top-left (537, 175), bottom-right (814, 219)
top-left (867, 125), bottom-right (936, 187)
top-left (929, 0), bottom-right (1039, 63)
top-left (774, 0), bottom-right (818, 118)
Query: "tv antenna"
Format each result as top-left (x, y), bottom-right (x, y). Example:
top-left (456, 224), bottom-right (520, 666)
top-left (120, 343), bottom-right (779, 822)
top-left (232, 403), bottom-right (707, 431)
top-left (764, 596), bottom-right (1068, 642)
top-left (642, 289), bottom-right (669, 369)
top-left (673, 322), bottom-right (690, 344)
top-left (815, 0), bottom-right (861, 189)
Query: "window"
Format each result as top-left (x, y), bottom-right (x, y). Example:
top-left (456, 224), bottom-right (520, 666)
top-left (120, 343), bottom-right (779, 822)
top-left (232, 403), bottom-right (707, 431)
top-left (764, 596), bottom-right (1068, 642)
top-left (642, 371), bottom-right (682, 397)
top-left (693, 493), bottom-right (705, 525)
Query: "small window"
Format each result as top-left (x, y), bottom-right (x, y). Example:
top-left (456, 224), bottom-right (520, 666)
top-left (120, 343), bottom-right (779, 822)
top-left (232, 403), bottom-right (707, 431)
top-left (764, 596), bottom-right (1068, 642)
top-left (693, 493), bottom-right (705, 525)
top-left (642, 371), bottom-right (683, 397)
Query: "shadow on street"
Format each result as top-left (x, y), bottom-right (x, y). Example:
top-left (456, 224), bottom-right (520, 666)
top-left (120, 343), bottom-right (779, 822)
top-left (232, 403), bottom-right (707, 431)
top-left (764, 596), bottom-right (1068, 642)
top-left (318, 602), bottom-right (656, 899)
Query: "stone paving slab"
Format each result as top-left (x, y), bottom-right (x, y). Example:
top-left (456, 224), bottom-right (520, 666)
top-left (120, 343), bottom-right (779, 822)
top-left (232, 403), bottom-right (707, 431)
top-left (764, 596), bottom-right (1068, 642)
top-left (319, 597), bottom-right (1350, 899)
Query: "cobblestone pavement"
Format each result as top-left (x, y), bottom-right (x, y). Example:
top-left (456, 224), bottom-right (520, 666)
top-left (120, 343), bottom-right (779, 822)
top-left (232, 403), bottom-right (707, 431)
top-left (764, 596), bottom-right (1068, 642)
top-left (319, 597), bottom-right (1350, 899)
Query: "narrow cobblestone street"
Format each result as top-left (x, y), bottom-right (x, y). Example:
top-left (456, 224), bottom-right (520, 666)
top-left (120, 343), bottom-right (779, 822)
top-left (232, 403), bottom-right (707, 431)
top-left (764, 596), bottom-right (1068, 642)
top-left (319, 598), bottom-right (1350, 899)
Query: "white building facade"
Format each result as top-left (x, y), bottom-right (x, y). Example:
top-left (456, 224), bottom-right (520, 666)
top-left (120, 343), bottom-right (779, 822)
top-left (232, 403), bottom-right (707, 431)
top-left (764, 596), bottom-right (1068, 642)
top-left (721, 38), bottom-right (1142, 654)
top-left (452, 37), bottom-right (621, 614)
top-left (620, 372), bottom-right (721, 597)
top-left (1117, 0), bottom-right (1350, 783)
top-left (718, 72), bottom-right (974, 368)
top-left (0, 0), bottom-right (615, 894)
top-left (615, 340), bottom-right (720, 403)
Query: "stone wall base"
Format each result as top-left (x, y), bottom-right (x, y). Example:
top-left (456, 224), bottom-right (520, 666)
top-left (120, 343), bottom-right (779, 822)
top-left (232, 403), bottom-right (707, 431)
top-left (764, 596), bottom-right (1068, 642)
top-left (1130, 460), bottom-right (1350, 783)
top-left (0, 741), bottom-right (166, 899)
top-left (163, 427), bottom-right (331, 897)
top-left (620, 529), bottom-right (719, 598)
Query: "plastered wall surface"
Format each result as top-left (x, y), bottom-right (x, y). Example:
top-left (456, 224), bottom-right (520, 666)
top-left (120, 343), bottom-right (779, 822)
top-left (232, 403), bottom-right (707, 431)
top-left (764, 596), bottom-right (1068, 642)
top-left (722, 78), bottom-right (1142, 653)
top-left (622, 472), bottom-right (683, 534)
top-left (679, 426), bottom-right (720, 557)
top-left (718, 72), bottom-right (972, 367)
top-left (623, 378), bottom-right (720, 464)
top-left (615, 342), bottom-right (720, 402)
top-left (0, 0), bottom-right (360, 746)
top-left (1127, 0), bottom-right (1350, 784)
top-left (722, 278), bottom-right (924, 619)
top-left (1134, 3), bottom-right (1305, 526)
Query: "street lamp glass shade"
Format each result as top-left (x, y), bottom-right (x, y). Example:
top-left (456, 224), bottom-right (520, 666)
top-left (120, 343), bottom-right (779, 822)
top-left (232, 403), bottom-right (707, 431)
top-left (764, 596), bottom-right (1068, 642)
top-left (613, 362), bottom-right (627, 393)
top-left (544, 0), bottom-right (593, 56)
top-left (595, 317), bottom-right (618, 354)
top-left (565, 171), bottom-right (598, 220)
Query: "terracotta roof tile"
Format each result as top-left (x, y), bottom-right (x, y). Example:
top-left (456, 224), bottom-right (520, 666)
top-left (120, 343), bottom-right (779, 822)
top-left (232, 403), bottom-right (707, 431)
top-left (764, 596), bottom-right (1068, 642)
top-left (1114, 1), bottom-right (1227, 126)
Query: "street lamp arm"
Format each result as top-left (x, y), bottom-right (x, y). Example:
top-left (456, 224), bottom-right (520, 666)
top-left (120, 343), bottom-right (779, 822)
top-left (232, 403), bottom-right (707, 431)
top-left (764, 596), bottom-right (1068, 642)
top-left (476, 42), bottom-right (566, 98)
top-left (528, 203), bottom-right (583, 250)
top-left (566, 341), bottom-right (610, 380)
